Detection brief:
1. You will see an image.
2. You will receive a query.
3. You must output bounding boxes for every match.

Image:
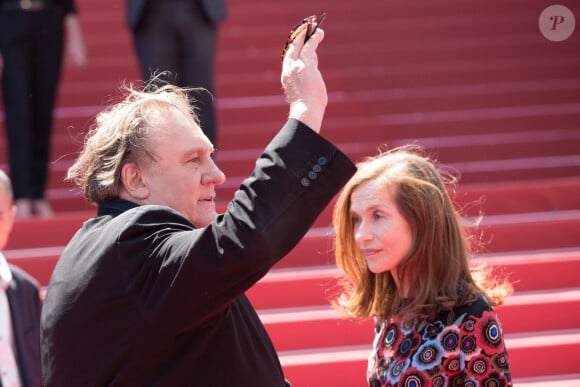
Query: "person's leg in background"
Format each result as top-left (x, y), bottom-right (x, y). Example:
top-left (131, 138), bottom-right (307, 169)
top-left (0, 9), bottom-right (63, 218)
top-left (29, 9), bottom-right (64, 217)
top-left (180, 0), bottom-right (218, 148)
top-left (132, 0), bottom-right (219, 146)
top-left (0, 11), bottom-right (35, 217)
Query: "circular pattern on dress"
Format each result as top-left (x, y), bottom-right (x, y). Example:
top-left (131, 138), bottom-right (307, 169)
top-left (441, 331), bottom-right (459, 351)
top-left (445, 357), bottom-right (461, 373)
top-left (450, 374), bottom-right (465, 386)
top-left (460, 335), bottom-right (477, 355)
top-left (396, 332), bottom-right (420, 359)
top-left (416, 344), bottom-right (437, 364)
top-left (492, 353), bottom-right (509, 370)
top-left (402, 374), bottom-right (424, 387)
top-left (423, 321), bottom-right (444, 340)
top-left (401, 337), bottom-right (413, 353)
top-left (432, 375), bottom-right (446, 387)
top-left (462, 318), bottom-right (476, 332)
top-left (402, 318), bottom-right (416, 333)
top-left (482, 372), bottom-right (505, 387)
top-left (483, 320), bottom-right (501, 346)
top-left (391, 360), bottom-right (405, 377)
top-left (471, 359), bottom-right (487, 375)
top-left (383, 324), bottom-right (398, 349)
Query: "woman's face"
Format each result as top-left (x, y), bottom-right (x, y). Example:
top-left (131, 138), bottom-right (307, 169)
top-left (350, 180), bottom-right (413, 288)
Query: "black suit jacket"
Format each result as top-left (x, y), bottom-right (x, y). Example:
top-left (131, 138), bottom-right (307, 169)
top-left (126, 0), bottom-right (227, 30)
top-left (6, 265), bottom-right (42, 387)
top-left (41, 119), bottom-right (356, 386)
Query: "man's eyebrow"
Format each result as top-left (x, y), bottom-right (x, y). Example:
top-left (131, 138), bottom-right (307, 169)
top-left (183, 146), bottom-right (213, 158)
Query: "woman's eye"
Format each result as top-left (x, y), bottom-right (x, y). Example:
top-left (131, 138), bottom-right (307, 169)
top-left (351, 215), bottom-right (361, 225)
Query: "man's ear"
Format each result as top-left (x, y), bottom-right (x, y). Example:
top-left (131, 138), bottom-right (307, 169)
top-left (5, 205), bottom-right (16, 235)
top-left (120, 162), bottom-right (150, 201)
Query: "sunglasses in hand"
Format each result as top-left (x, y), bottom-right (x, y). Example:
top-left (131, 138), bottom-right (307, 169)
top-left (281, 12), bottom-right (327, 62)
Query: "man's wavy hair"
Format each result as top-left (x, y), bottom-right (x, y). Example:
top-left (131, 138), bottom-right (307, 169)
top-left (67, 78), bottom-right (202, 205)
top-left (332, 145), bottom-right (512, 323)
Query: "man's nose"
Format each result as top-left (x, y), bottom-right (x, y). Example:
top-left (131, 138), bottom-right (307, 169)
top-left (203, 158), bottom-right (226, 186)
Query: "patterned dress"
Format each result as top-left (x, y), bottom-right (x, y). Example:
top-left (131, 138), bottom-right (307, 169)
top-left (367, 295), bottom-right (512, 386)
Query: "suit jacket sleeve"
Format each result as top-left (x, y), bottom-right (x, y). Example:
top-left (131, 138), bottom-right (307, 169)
top-left (7, 266), bottom-right (42, 387)
top-left (115, 119), bottom-right (356, 332)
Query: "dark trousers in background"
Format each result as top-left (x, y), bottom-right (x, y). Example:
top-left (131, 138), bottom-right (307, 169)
top-left (0, 8), bottom-right (63, 199)
top-left (132, 0), bottom-right (219, 146)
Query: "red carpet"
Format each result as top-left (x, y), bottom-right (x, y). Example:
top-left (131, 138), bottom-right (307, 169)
top-left (1, 0), bottom-right (580, 384)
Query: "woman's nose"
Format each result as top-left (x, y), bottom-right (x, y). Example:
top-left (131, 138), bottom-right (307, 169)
top-left (354, 220), bottom-right (372, 244)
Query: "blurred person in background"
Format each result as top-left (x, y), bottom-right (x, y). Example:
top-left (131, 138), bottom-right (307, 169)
top-left (0, 169), bottom-right (42, 387)
top-left (0, 0), bottom-right (86, 218)
top-left (126, 0), bottom-right (226, 147)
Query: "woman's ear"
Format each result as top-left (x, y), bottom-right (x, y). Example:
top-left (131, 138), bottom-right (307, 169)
top-left (120, 162), bottom-right (150, 201)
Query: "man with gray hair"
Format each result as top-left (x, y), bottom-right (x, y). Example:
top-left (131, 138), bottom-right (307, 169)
top-left (41, 20), bottom-right (354, 386)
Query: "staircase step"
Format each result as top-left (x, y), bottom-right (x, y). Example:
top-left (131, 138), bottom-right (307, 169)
top-left (507, 329), bottom-right (580, 378)
top-left (28, 174), bottom-right (580, 220)
top-left (496, 288), bottom-right (580, 334)
top-left (1, 0), bottom-right (579, 384)
top-left (481, 249), bottom-right (580, 293)
top-left (6, 210), bottom-right (94, 249)
top-left (10, 181), bottom-right (579, 248)
top-left (6, 208), bottom-right (580, 287)
top-left (247, 249), bottom-right (580, 309)
top-left (278, 329), bottom-right (580, 385)
top-left (274, 211), bottom-right (580, 269)
top-left (473, 210), bottom-right (580, 252)
top-left (516, 373), bottom-right (580, 386)
top-left (259, 288), bottom-right (580, 351)
top-left (450, 176), bottom-right (580, 216)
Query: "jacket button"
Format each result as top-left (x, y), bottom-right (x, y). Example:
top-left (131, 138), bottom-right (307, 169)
top-left (312, 164), bottom-right (322, 173)
top-left (308, 171), bottom-right (317, 180)
top-left (317, 157), bottom-right (327, 166)
top-left (300, 177), bottom-right (311, 187)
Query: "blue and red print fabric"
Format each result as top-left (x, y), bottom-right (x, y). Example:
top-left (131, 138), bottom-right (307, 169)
top-left (367, 296), bottom-right (512, 386)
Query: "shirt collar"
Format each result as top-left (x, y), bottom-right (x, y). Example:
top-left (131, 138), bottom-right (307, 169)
top-left (0, 252), bottom-right (12, 291)
top-left (97, 199), bottom-right (139, 217)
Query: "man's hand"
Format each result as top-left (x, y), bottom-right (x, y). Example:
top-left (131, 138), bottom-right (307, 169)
top-left (281, 24), bottom-right (327, 133)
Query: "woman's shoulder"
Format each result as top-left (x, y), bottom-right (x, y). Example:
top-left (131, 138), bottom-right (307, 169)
top-left (433, 293), bottom-right (497, 328)
top-left (453, 293), bottom-right (494, 317)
